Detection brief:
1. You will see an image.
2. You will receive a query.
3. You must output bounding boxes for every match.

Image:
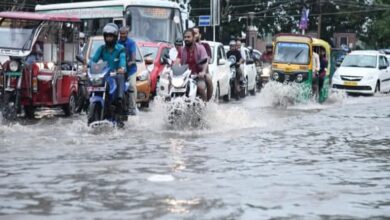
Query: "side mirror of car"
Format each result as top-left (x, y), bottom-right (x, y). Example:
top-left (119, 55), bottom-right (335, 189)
top-left (76, 55), bottom-right (85, 64)
top-left (379, 65), bottom-right (387, 70)
top-left (218, 58), bottom-right (226, 66)
top-left (145, 56), bottom-right (154, 65)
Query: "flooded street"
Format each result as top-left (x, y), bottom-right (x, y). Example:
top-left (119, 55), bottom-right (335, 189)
top-left (1, 86), bottom-right (390, 219)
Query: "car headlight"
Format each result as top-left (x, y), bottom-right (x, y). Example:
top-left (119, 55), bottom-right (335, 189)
top-left (9, 61), bottom-right (19, 72)
top-left (262, 67), bottom-right (271, 77)
top-left (365, 75), bottom-right (374, 80)
top-left (296, 74), bottom-right (303, 82)
top-left (272, 72), bottom-right (279, 80)
top-left (332, 72), bottom-right (340, 80)
top-left (137, 70), bottom-right (149, 81)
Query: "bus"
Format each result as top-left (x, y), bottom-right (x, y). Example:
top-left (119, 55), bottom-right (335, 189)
top-left (35, 0), bottom-right (184, 44)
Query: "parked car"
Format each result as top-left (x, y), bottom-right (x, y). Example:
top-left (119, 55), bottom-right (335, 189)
top-left (137, 41), bottom-right (172, 97)
top-left (205, 41), bottom-right (231, 102)
top-left (332, 50), bottom-right (390, 95)
top-left (83, 36), bottom-right (152, 108)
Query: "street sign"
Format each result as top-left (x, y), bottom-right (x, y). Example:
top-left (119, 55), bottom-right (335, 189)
top-left (198, 15), bottom-right (211, 27)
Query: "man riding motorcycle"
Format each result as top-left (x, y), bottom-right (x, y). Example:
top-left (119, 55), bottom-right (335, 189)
top-left (261, 44), bottom-right (273, 64)
top-left (226, 40), bottom-right (245, 95)
top-left (179, 28), bottom-right (210, 102)
top-left (90, 23), bottom-right (127, 117)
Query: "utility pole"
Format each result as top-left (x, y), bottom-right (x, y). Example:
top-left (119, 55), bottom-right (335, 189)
top-left (317, 0), bottom-right (322, 39)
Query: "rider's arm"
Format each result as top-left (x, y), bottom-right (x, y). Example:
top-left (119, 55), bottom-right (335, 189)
top-left (91, 46), bottom-right (103, 63)
top-left (118, 49), bottom-right (127, 74)
top-left (129, 40), bottom-right (137, 65)
top-left (198, 44), bottom-right (208, 75)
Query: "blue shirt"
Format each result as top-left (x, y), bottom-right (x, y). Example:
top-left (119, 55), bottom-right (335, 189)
top-left (118, 37), bottom-right (137, 76)
top-left (91, 43), bottom-right (126, 72)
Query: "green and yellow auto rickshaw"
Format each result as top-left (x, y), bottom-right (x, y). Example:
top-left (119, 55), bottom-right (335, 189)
top-left (271, 33), bottom-right (331, 103)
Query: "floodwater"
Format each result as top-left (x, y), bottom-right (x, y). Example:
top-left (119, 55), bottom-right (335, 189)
top-left (1, 82), bottom-right (390, 220)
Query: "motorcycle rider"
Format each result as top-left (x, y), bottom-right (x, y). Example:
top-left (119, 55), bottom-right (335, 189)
top-left (118, 26), bottom-right (138, 116)
top-left (90, 23), bottom-right (127, 111)
top-left (261, 44), bottom-right (273, 64)
top-left (227, 40), bottom-right (244, 88)
top-left (179, 28), bottom-right (209, 102)
top-left (193, 26), bottom-right (213, 101)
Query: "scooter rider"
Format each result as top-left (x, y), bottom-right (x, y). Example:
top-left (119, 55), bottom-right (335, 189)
top-left (90, 23), bottom-right (126, 101)
top-left (180, 28), bottom-right (209, 102)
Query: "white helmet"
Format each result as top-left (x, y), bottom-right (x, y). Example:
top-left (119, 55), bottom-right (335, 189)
top-left (79, 32), bottom-right (85, 39)
top-left (103, 23), bottom-right (119, 37)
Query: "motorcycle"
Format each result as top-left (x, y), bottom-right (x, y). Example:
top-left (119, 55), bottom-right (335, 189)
top-left (86, 61), bottom-right (129, 128)
top-left (256, 63), bottom-right (271, 92)
top-left (227, 55), bottom-right (245, 100)
top-left (157, 49), bottom-right (208, 127)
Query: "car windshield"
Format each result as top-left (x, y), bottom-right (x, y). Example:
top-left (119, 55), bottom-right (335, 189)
top-left (341, 55), bottom-right (377, 68)
top-left (139, 46), bottom-right (158, 61)
top-left (0, 18), bottom-right (41, 50)
top-left (274, 42), bottom-right (310, 64)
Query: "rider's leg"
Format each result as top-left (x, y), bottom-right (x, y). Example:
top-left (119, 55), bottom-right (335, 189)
top-left (205, 73), bottom-right (213, 101)
top-left (127, 73), bottom-right (137, 115)
top-left (197, 80), bottom-right (207, 102)
top-left (117, 74), bottom-right (125, 100)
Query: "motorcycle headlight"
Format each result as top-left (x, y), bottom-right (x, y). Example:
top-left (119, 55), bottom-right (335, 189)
top-left (137, 70), bottom-right (149, 81)
top-left (9, 61), bottom-right (19, 72)
top-left (296, 74), bottom-right (303, 82)
top-left (272, 72), bottom-right (279, 80)
top-left (262, 67), bottom-right (271, 77)
top-left (91, 77), bottom-right (104, 86)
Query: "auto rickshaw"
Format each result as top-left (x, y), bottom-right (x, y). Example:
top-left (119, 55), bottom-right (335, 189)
top-left (0, 11), bottom-right (81, 120)
top-left (270, 33), bottom-right (331, 103)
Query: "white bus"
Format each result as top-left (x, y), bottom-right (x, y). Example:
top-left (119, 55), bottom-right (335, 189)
top-left (35, 0), bottom-right (184, 44)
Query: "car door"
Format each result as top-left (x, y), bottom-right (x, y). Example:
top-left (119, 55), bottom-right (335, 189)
top-left (379, 56), bottom-right (390, 91)
top-left (244, 49), bottom-right (256, 90)
top-left (217, 45), bottom-right (230, 96)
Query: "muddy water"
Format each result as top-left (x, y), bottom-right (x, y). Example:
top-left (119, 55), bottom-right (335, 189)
top-left (1, 83), bottom-right (389, 219)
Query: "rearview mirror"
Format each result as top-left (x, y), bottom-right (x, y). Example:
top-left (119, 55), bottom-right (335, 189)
top-left (145, 57), bottom-right (154, 65)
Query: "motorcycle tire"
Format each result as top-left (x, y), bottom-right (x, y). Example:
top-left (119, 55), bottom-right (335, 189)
top-left (87, 102), bottom-right (102, 126)
top-left (2, 92), bottom-right (17, 121)
top-left (24, 105), bottom-right (35, 119)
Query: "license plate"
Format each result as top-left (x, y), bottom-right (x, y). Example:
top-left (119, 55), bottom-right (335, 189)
top-left (343, 81), bottom-right (357, 86)
top-left (87, 87), bottom-right (105, 92)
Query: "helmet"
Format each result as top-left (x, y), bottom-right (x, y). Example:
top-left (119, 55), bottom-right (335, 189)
top-left (175, 38), bottom-right (183, 46)
top-left (229, 40), bottom-right (236, 46)
top-left (266, 44), bottom-right (273, 49)
top-left (103, 23), bottom-right (119, 37)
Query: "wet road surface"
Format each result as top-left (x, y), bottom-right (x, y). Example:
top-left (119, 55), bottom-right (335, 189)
top-left (1, 84), bottom-right (390, 219)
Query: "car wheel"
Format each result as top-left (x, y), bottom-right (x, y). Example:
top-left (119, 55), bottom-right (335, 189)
top-left (223, 83), bottom-right (231, 102)
top-left (63, 93), bottom-right (76, 116)
top-left (214, 84), bottom-right (220, 103)
top-left (24, 105), bottom-right (35, 119)
top-left (140, 101), bottom-right (149, 108)
top-left (375, 81), bottom-right (380, 94)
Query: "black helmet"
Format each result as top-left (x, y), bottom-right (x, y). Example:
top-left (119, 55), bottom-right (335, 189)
top-left (103, 23), bottom-right (119, 37)
top-left (266, 44), bottom-right (273, 49)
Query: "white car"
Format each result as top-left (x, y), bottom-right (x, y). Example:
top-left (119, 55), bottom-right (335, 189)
top-left (240, 47), bottom-right (257, 96)
top-left (205, 41), bottom-right (232, 102)
top-left (332, 50), bottom-right (390, 94)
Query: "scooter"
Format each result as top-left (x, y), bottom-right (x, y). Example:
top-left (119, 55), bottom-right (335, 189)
top-left (86, 61), bottom-right (129, 128)
top-left (256, 63), bottom-right (271, 92)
